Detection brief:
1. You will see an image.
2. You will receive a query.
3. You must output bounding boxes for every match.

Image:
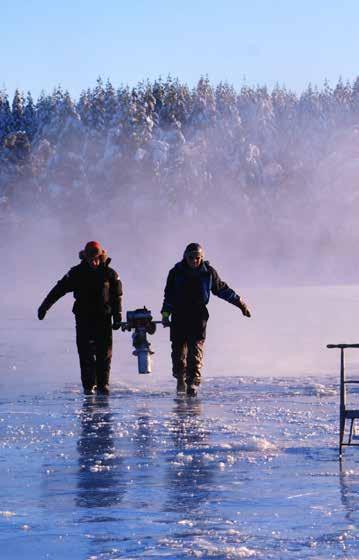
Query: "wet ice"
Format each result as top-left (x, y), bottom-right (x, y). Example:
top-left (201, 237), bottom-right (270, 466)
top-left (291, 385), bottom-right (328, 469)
top-left (1, 373), bottom-right (359, 559)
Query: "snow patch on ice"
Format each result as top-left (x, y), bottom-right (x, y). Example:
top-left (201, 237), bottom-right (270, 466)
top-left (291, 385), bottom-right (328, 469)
top-left (178, 519), bottom-right (194, 526)
top-left (287, 382), bottom-right (337, 397)
top-left (231, 437), bottom-right (278, 453)
top-left (191, 538), bottom-right (258, 558)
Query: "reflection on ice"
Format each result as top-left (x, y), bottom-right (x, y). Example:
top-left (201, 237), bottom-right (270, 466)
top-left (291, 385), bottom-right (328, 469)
top-left (165, 399), bottom-right (214, 514)
top-left (76, 397), bottom-right (125, 510)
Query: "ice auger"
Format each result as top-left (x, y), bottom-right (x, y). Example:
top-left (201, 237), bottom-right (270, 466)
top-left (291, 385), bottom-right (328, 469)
top-left (121, 307), bottom-right (162, 374)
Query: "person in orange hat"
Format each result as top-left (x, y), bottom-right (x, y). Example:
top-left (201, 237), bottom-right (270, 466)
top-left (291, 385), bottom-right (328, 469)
top-left (38, 241), bottom-right (122, 395)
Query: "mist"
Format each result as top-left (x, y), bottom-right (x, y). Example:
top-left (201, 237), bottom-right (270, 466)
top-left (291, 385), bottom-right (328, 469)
top-left (2, 77), bottom-right (359, 382)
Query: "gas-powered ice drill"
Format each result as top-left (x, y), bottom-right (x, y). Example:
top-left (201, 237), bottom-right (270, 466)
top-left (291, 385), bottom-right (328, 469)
top-left (121, 307), bottom-right (162, 374)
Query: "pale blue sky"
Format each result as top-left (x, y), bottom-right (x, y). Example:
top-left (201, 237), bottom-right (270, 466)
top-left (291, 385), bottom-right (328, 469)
top-left (1, 0), bottom-right (358, 100)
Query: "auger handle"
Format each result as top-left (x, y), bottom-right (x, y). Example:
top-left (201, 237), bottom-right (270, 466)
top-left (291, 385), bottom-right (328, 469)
top-left (327, 343), bottom-right (359, 349)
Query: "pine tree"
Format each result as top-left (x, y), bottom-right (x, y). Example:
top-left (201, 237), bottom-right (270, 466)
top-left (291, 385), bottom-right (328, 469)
top-left (36, 91), bottom-right (54, 136)
top-left (104, 79), bottom-right (118, 127)
top-left (352, 76), bottom-right (359, 115)
top-left (190, 76), bottom-right (216, 129)
top-left (11, 89), bottom-right (25, 132)
top-left (23, 92), bottom-right (37, 140)
top-left (0, 91), bottom-right (12, 143)
top-left (333, 77), bottom-right (352, 125)
top-left (88, 77), bottom-right (106, 132)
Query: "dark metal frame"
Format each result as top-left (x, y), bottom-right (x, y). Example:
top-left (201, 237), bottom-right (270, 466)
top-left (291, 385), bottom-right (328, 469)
top-left (327, 343), bottom-right (359, 456)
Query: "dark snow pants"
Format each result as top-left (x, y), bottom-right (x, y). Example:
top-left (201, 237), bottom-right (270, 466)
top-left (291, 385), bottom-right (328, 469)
top-left (171, 337), bottom-right (205, 386)
top-left (170, 313), bottom-right (207, 386)
top-left (75, 316), bottom-right (113, 391)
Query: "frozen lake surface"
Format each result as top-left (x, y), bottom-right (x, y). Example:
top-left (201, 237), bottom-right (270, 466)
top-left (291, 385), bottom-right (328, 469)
top-left (1, 375), bottom-right (359, 559)
top-left (2, 283), bottom-right (359, 559)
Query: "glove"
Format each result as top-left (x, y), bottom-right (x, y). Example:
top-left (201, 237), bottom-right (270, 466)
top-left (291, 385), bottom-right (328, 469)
top-left (38, 305), bottom-right (47, 320)
top-left (112, 314), bottom-right (122, 330)
top-left (162, 311), bottom-right (171, 327)
top-left (236, 298), bottom-right (251, 318)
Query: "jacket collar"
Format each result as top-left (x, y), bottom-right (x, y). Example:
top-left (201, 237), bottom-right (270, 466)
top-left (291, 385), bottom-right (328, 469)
top-left (176, 259), bottom-right (208, 274)
top-left (81, 258), bottom-right (111, 271)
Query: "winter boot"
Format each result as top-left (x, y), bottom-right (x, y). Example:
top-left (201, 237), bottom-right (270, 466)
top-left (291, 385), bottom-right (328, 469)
top-left (84, 385), bottom-right (96, 396)
top-left (97, 385), bottom-right (110, 396)
top-left (176, 377), bottom-right (186, 393)
top-left (186, 384), bottom-right (197, 397)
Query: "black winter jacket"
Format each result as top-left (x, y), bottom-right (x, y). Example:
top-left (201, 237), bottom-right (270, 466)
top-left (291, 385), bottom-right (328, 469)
top-left (40, 259), bottom-right (122, 320)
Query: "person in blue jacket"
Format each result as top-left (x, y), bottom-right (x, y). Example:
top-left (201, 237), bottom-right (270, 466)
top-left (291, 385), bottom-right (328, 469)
top-left (161, 243), bottom-right (251, 396)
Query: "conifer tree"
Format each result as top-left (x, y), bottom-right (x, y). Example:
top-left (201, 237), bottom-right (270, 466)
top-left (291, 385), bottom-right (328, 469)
top-left (23, 92), bottom-right (37, 140)
top-left (0, 91), bottom-right (12, 143)
top-left (11, 89), bottom-right (25, 132)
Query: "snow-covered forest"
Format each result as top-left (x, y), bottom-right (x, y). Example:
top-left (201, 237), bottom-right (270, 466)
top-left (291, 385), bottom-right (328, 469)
top-left (1, 76), bottom-right (359, 280)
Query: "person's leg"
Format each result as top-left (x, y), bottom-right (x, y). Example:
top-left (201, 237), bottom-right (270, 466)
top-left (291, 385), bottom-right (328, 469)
top-left (76, 320), bottom-right (97, 393)
top-left (171, 337), bottom-right (188, 392)
top-left (95, 317), bottom-right (113, 394)
top-left (186, 338), bottom-right (205, 395)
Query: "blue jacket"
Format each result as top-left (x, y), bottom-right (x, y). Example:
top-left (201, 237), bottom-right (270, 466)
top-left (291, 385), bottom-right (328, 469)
top-left (161, 260), bottom-right (240, 317)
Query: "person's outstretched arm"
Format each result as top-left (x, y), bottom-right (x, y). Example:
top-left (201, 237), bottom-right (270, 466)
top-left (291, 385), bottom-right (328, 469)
top-left (210, 266), bottom-right (251, 317)
top-left (37, 271), bottom-right (75, 320)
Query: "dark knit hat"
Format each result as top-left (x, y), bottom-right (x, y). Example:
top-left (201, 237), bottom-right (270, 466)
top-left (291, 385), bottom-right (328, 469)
top-left (184, 243), bottom-right (204, 258)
